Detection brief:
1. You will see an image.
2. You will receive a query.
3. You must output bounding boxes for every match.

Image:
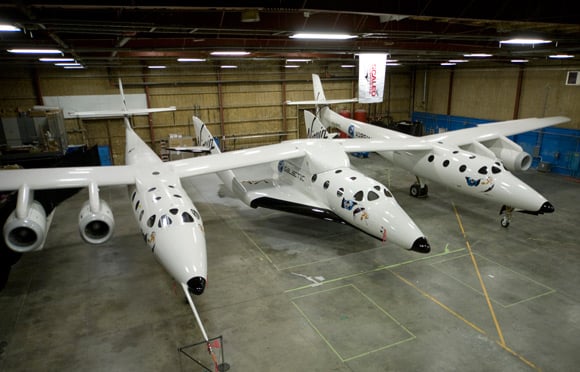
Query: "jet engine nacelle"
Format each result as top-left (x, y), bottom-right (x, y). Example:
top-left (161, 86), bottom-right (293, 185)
top-left (494, 148), bottom-right (532, 171)
top-left (481, 135), bottom-right (532, 171)
top-left (3, 201), bottom-right (47, 253)
top-left (78, 199), bottom-right (115, 244)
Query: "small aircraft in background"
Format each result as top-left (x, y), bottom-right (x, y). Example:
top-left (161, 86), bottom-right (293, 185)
top-left (288, 74), bottom-right (570, 227)
top-left (191, 112), bottom-right (431, 253)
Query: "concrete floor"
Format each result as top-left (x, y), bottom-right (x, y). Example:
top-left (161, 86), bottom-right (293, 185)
top-left (1, 152), bottom-right (579, 371)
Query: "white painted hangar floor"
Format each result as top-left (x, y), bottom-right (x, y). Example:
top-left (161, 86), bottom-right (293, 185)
top-left (1, 153), bottom-right (579, 371)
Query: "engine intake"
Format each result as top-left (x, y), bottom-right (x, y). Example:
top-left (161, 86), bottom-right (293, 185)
top-left (3, 201), bottom-right (47, 253)
top-left (78, 199), bottom-right (115, 244)
top-left (481, 135), bottom-right (532, 171)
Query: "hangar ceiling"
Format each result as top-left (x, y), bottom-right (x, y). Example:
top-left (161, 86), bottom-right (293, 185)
top-left (0, 1), bottom-right (579, 69)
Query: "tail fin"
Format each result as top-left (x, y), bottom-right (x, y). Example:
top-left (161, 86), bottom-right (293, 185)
top-left (312, 74), bottom-right (326, 102)
top-left (192, 116), bottom-right (248, 199)
top-left (304, 110), bottom-right (334, 139)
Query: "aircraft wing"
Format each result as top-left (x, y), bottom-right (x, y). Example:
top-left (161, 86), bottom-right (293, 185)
top-left (170, 142), bottom-right (306, 179)
top-left (68, 106), bottom-right (176, 119)
top-left (285, 98), bottom-right (358, 105)
top-left (0, 166), bottom-right (137, 191)
top-left (423, 116), bottom-right (570, 146)
top-left (333, 138), bottom-right (432, 153)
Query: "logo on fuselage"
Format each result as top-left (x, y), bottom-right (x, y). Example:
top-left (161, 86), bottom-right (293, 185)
top-left (278, 160), bottom-right (305, 182)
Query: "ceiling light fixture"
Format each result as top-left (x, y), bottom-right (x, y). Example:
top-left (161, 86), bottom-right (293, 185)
top-left (286, 59), bottom-right (311, 63)
top-left (63, 66), bottom-right (85, 69)
top-left (500, 38), bottom-right (551, 45)
top-left (386, 63), bottom-right (401, 66)
top-left (39, 58), bottom-right (75, 62)
top-left (463, 53), bottom-right (492, 58)
top-left (211, 51), bottom-right (250, 56)
top-left (511, 59), bottom-right (529, 63)
top-left (549, 54), bottom-right (574, 59)
top-left (220, 65), bottom-right (238, 69)
top-left (284, 65), bottom-right (300, 68)
top-left (449, 59), bottom-right (469, 63)
top-left (341, 64), bottom-right (356, 68)
top-left (0, 25), bottom-right (20, 32)
top-left (177, 58), bottom-right (206, 62)
top-left (148, 65), bottom-right (166, 69)
top-left (54, 62), bottom-right (81, 66)
top-left (8, 48), bottom-right (62, 54)
top-left (289, 33), bottom-right (357, 40)
top-left (441, 62), bottom-right (456, 66)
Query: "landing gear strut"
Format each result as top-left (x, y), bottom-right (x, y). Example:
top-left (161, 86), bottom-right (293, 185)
top-left (500, 205), bottom-right (513, 228)
top-left (410, 177), bottom-right (428, 198)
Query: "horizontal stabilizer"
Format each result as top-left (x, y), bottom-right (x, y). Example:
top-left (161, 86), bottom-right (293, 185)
top-left (285, 98), bottom-right (358, 106)
top-left (68, 106), bottom-right (176, 119)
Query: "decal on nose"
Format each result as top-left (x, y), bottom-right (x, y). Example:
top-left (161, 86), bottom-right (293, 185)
top-left (411, 237), bottom-right (431, 253)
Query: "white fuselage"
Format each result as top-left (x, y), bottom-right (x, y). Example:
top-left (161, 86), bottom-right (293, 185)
top-left (244, 140), bottom-right (430, 252)
top-left (125, 126), bottom-right (207, 294)
top-left (321, 108), bottom-right (550, 212)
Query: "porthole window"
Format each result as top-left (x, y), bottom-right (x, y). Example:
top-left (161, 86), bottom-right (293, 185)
top-left (152, 171), bottom-right (160, 175)
top-left (131, 191), bottom-right (136, 202)
top-left (168, 185), bottom-right (175, 189)
top-left (158, 215), bottom-right (172, 228)
top-left (174, 194), bottom-right (182, 198)
top-left (191, 209), bottom-right (201, 219)
top-left (383, 189), bottom-right (393, 198)
top-left (169, 208), bottom-right (178, 215)
top-left (367, 191), bottom-right (379, 201)
top-left (311, 174), bottom-right (317, 182)
top-left (337, 188), bottom-right (344, 197)
top-left (148, 187), bottom-right (156, 192)
top-left (354, 190), bottom-right (364, 201)
top-left (139, 210), bottom-right (144, 221)
top-left (492, 166), bottom-right (502, 174)
top-left (459, 165), bottom-right (467, 172)
top-left (478, 166), bottom-right (488, 175)
top-left (374, 185), bottom-right (380, 191)
top-left (323, 180), bottom-right (330, 189)
top-left (335, 169), bottom-right (342, 174)
top-left (350, 176), bottom-right (357, 181)
top-left (469, 155), bottom-right (476, 159)
top-left (147, 215), bottom-right (156, 228)
top-left (135, 200), bottom-right (140, 211)
top-left (154, 196), bottom-right (162, 201)
top-left (428, 155), bottom-right (435, 162)
top-left (443, 160), bottom-right (450, 167)
top-left (182, 212), bottom-right (194, 223)
top-left (452, 150), bottom-right (459, 154)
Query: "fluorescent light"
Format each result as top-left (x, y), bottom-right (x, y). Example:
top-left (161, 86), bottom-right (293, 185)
top-left (7, 48), bottom-right (62, 54)
top-left (386, 63), bottom-right (401, 66)
top-left (211, 51), bottom-right (250, 56)
top-left (177, 58), bottom-right (206, 62)
top-left (341, 64), bottom-right (356, 68)
top-left (549, 54), bottom-right (574, 59)
top-left (286, 59), bottom-right (311, 62)
top-left (55, 62), bottom-right (81, 66)
top-left (284, 65), bottom-right (300, 68)
top-left (148, 65), bottom-right (166, 69)
top-left (464, 53), bottom-right (492, 58)
top-left (39, 58), bottom-right (75, 62)
top-left (0, 25), bottom-right (20, 32)
top-left (385, 59), bottom-right (398, 63)
top-left (220, 65), bottom-right (238, 69)
top-left (511, 59), bottom-right (529, 63)
top-left (290, 33), bottom-right (357, 40)
top-left (500, 38), bottom-right (551, 45)
top-left (441, 62), bottom-right (456, 66)
top-left (449, 59), bottom-right (469, 63)
top-left (64, 66), bottom-right (85, 69)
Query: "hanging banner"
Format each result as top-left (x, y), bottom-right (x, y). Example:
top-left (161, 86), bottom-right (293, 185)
top-left (358, 53), bottom-right (387, 103)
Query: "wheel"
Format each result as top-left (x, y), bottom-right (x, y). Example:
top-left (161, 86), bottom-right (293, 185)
top-left (419, 184), bottom-right (429, 197)
top-left (501, 216), bottom-right (510, 228)
top-left (410, 184), bottom-right (420, 197)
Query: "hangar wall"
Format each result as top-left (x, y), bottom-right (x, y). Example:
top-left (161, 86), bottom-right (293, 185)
top-left (0, 62), bottom-right (578, 165)
top-left (414, 66), bottom-right (580, 127)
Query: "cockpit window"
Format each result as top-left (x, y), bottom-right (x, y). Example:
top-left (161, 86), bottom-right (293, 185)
top-left (182, 212), bottom-right (194, 223)
top-left (367, 191), bottom-right (379, 201)
top-left (158, 215), bottom-right (172, 228)
top-left (354, 190), bottom-right (364, 201)
top-left (169, 208), bottom-right (178, 215)
top-left (191, 209), bottom-right (201, 219)
top-left (383, 189), bottom-right (393, 198)
top-left (374, 185), bottom-right (381, 191)
top-left (492, 166), bottom-right (502, 174)
top-left (337, 188), bottom-right (344, 197)
top-left (478, 166), bottom-right (488, 175)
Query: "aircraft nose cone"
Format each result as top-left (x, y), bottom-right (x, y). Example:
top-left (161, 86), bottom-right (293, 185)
top-left (410, 237), bottom-right (431, 253)
top-left (539, 201), bottom-right (555, 214)
top-left (187, 276), bottom-right (206, 295)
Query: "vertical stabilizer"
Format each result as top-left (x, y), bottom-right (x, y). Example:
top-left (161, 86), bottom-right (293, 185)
top-left (312, 74), bottom-right (327, 102)
top-left (192, 116), bottom-right (247, 199)
top-left (304, 110), bottom-right (331, 139)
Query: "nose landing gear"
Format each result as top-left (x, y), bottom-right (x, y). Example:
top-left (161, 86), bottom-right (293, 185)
top-left (500, 205), bottom-right (513, 228)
